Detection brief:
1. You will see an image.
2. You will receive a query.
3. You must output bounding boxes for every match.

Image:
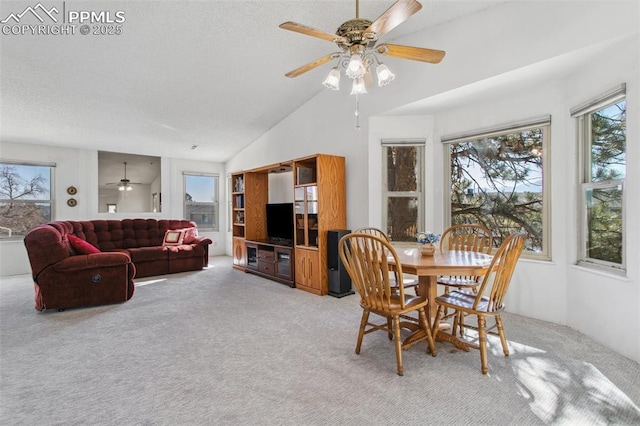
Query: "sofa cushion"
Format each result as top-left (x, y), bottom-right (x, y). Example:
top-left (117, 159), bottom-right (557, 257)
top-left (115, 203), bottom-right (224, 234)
top-left (164, 243), bottom-right (205, 259)
top-left (126, 246), bottom-right (169, 263)
top-left (68, 235), bottom-right (101, 254)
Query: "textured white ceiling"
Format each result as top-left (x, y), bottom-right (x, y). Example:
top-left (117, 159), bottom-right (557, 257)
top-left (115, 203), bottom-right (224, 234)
top-left (0, 0), bottom-right (509, 162)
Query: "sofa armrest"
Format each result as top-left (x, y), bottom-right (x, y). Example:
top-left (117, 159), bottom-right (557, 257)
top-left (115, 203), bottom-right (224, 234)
top-left (51, 252), bottom-right (132, 273)
top-left (192, 236), bottom-right (212, 245)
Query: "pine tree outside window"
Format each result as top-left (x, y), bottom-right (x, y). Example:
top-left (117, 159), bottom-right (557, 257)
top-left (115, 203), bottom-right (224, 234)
top-left (381, 141), bottom-right (425, 242)
top-left (573, 85), bottom-right (626, 271)
top-left (443, 118), bottom-right (551, 259)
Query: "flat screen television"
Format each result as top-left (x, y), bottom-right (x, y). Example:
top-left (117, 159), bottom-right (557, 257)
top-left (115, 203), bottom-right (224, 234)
top-left (266, 203), bottom-right (294, 244)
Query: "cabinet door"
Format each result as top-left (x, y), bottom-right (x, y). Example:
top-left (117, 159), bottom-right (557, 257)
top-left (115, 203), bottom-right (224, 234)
top-left (295, 249), bottom-right (320, 291)
top-left (233, 238), bottom-right (247, 268)
top-left (275, 248), bottom-right (293, 281)
top-left (305, 251), bottom-right (320, 291)
top-left (245, 242), bottom-right (258, 270)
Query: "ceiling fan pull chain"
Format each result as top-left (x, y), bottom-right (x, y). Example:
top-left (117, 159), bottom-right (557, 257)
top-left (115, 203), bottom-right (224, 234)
top-left (355, 94), bottom-right (361, 131)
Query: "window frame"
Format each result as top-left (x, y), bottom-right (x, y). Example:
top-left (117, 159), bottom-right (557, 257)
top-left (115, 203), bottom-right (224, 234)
top-left (183, 172), bottom-right (219, 232)
top-left (574, 88), bottom-right (626, 272)
top-left (381, 140), bottom-right (425, 244)
top-left (442, 119), bottom-right (551, 260)
top-left (0, 160), bottom-right (55, 240)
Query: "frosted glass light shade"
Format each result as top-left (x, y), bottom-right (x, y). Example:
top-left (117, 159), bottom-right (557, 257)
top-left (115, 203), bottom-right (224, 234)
top-left (322, 67), bottom-right (341, 91)
top-left (376, 63), bottom-right (395, 86)
top-left (350, 78), bottom-right (367, 95)
top-left (346, 53), bottom-right (366, 79)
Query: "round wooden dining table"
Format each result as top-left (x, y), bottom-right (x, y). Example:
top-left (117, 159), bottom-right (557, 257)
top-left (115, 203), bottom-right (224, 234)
top-left (389, 246), bottom-right (493, 321)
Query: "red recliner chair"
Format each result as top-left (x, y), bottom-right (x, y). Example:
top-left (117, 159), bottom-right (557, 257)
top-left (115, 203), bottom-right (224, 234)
top-left (23, 224), bottom-right (136, 311)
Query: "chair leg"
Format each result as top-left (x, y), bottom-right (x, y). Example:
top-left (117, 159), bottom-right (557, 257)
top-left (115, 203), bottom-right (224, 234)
top-left (355, 309), bottom-right (369, 355)
top-left (392, 315), bottom-right (403, 376)
top-left (432, 304), bottom-right (444, 337)
top-left (418, 307), bottom-right (436, 356)
top-left (457, 312), bottom-right (466, 336)
top-left (387, 316), bottom-right (393, 340)
top-left (451, 308), bottom-right (460, 335)
top-left (478, 315), bottom-right (488, 374)
top-left (495, 314), bottom-right (509, 357)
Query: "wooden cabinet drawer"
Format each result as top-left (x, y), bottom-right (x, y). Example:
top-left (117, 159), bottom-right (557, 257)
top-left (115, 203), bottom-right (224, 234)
top-left (258, 261), bottom-right (275, 275)
top-left (258, 251), bottom-right (275, 262)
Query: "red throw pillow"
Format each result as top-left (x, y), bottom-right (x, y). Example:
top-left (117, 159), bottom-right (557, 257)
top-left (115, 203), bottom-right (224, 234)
top-left (68, 234), bottom-right (101, 254)
top-left (162, 229), bottom-right (185, 246)
top-left (182, 227), bottom-right (198, 244)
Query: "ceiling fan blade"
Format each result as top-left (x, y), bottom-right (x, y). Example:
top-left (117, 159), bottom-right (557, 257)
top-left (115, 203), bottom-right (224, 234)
top-left (279, 21), bottom-right (346, 44)
top-left (364, 0), bottom-right (422, 38)
top-left (376, 43), bottom-right (446, 63)
top-left (285, 53), bottom-right (341, 78)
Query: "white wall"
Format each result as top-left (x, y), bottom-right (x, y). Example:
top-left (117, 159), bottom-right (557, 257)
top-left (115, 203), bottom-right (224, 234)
top-left (0, 142), bottom-right (226, 276)
top-left (268, 172), bottom-right (294, 204)
top-left (226, 1), bottom-right (640, 362)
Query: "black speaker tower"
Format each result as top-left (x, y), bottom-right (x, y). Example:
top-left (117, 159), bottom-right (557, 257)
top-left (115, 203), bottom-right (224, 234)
top-left (327, 229), bottom-right (354, 298)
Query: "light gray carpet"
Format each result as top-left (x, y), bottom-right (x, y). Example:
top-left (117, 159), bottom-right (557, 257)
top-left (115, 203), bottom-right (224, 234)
top-left (1, 256), bottom-right (639, 425)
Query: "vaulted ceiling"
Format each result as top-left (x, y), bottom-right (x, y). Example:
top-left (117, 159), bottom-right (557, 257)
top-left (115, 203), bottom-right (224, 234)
top-left (0, 0), bottom-right (511, 163)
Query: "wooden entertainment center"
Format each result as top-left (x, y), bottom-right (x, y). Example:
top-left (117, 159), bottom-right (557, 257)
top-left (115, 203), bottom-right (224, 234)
top-left (231, 154), bottom-right (346, 295)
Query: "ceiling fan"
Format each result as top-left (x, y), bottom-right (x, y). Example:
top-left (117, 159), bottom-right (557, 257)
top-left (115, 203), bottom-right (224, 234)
top-left (105, 162), bottom-right (142, 192)
top-left (279, 0), bottom-right (445, 91)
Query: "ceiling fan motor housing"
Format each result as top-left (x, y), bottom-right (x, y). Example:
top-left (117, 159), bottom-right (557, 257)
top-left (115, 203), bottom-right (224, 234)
top-left (335, 19), bottom-right (376, 50)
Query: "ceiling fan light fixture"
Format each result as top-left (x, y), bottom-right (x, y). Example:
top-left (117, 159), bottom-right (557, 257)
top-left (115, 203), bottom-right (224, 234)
top-left (346, 53), bottom-right (366, 79)
top-left (350, 77), bottom-right (367, 95)
top-left (376, 63), bottom-right (395, 86)
top-left (322, 67), bottom-right (341, 90)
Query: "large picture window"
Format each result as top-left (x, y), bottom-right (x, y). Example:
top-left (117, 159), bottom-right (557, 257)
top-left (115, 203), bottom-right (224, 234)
top-left (0, 161), bottom-right (54, 238)
top-left (184, 173), bottom-right (219, 231)
top-left (382, 141), bottom-right (425, 242)
top-left (444, 119), bottom-right (550, 258)
top-left (573, 86), bottom-right (626, 271)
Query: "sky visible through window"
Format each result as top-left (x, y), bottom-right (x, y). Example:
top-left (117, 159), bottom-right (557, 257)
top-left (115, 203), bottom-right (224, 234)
top-left (185, 175), bottom-right (216, 202)
top-left (2, 164), bottom-right (51, 200)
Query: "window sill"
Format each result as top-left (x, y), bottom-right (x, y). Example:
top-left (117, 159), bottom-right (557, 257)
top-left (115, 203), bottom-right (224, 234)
top-left (572, 262), bottom-right (628, 280)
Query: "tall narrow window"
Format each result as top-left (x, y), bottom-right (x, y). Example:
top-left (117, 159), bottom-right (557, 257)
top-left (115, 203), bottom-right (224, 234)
top-left (573, 86), bottom-right (626, 270)
top-left (184, 173), bottom-right (219, 231)
top-left (0, 162), bottom-right (54, 238)
top-left (443, 118), bottom-right (550, 258)
top-left (381, 141), bottom-right (425, 242)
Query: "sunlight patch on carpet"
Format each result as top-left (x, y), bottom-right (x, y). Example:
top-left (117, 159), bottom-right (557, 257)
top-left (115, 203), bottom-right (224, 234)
top-left (134, 278), bottom-right (168, 287)
top-left (512, 348), bottom-right (640, 424)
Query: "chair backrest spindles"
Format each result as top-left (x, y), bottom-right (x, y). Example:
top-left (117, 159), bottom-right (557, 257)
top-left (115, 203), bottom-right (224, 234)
top-left (339, 233), bottom-right (407, 311)
top-left (440, 224), bottom-right (493, 254)
top-left (473, 232), bottom-right (526, 312)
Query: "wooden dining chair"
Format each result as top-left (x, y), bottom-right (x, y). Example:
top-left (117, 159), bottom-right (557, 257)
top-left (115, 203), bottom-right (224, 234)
top-left (438, 224), bottom-right (493, 335)
top-left (354, 227), bottom-right (419, 295)
top-left (432, 232), bottom-right (526, 374)
top-left (339, 232), bottom-right (436, 376)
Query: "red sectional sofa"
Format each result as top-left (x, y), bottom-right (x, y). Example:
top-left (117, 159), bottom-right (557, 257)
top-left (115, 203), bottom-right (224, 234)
top-left (23, 219), bottom-right (212, 311)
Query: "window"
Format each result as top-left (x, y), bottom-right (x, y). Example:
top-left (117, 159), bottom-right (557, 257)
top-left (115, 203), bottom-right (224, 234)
top-left (573, 85), bottom-right (626, 270)
top-left (381, 141), bottom-right (425, 242)
top-left (443, 118), bottom-right (550, 258)
top-left (184, 173), bottom-right (219, 231)
top-left (0, 161), bottom-right (54, 239)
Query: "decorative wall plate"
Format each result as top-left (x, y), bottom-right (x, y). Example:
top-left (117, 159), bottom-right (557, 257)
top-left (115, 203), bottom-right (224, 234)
top-left (67, 198), bottom-right (77, 207)
top-left (67, 186), bottom-right (78, 195)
